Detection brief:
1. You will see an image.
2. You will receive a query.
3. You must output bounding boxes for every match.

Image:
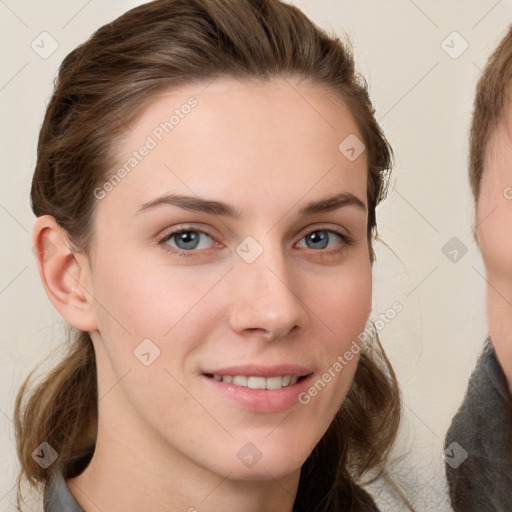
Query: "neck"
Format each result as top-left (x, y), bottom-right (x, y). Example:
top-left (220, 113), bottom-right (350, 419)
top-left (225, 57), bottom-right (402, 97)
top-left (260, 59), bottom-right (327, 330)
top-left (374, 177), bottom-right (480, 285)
top-left (66, 392), bottom-right (299, 512)
top-left (486, 279), bottom-right (512, 393)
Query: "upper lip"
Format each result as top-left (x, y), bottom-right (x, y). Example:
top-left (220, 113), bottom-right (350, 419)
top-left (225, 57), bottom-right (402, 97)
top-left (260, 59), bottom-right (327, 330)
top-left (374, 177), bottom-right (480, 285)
top-left (202, 364), bottom-right (313, 378)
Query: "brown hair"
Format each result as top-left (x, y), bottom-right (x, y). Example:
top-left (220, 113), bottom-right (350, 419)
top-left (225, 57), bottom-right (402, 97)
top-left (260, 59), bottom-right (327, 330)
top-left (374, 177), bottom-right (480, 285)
top-left (14, 1), bottom-right (403, 510)
top-left (469, 26), bottom-right (512, 202)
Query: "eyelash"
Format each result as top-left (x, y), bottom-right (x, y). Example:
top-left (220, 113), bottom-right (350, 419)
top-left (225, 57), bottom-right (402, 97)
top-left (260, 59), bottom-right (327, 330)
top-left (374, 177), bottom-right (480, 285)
top-left (157, 224), bottom-right (354, 258)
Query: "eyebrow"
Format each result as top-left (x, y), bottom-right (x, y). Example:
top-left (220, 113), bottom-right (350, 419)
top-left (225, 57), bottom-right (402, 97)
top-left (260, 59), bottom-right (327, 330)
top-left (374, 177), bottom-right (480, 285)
top-left (136, 191), bottom-right (366, 217)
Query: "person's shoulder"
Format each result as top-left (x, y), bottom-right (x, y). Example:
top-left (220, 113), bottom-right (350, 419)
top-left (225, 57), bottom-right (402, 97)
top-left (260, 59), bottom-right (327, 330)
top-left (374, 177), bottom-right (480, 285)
top-left (44, 471), bottom-right (85, 512)
top-left (481, 338), bottom-right (512, 398)
top-left (444, 338), bottom-right (512, 511)
top-left (446, 337), bottom-right (512, 446)
top-left (460, 338), bottom-right (512, 409)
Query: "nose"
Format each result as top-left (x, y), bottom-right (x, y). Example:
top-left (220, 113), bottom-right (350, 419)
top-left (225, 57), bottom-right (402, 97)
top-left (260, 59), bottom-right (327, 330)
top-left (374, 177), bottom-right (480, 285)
top-left (227, 244), bottom-right (306, 342)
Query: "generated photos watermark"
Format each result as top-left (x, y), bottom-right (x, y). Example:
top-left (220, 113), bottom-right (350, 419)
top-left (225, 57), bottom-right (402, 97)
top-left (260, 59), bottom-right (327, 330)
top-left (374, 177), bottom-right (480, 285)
top-left (93, 97), bottom-right (198, 200)
top-left (298, 301), bottom-right (403, 405)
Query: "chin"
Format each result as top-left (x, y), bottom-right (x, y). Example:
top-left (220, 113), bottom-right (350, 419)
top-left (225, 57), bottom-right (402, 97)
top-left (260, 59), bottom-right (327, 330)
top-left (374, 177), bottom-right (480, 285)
top-left (212, 439), bottom-right (314, 482)
top-left (227, 459), bottom-right (304, 482)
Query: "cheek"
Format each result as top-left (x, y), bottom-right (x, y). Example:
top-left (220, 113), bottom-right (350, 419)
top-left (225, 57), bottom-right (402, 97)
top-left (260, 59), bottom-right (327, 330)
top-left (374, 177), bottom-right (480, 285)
top-left (294, 264), bottom-right (370, 436)
top-left (92, 244), bottom-right (225, 335)
top-left (477, 198), bottom-right (512, 281)
top-left (313, 259), bottom-right (372, 341)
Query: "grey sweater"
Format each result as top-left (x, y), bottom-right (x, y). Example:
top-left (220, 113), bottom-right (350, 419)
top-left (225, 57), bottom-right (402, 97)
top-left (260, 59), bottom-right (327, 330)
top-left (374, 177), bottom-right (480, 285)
top-left (445, 338), bottom-right (512, 511)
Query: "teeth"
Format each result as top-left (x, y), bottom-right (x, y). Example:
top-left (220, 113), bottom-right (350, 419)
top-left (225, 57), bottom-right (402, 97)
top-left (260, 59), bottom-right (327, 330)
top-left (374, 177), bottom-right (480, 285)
top-left (212, 374), bottom-right (301, 389)
top-left (266, 376), bottom-right (283, 390)
top-left (232, 375), bottom-right (248, 386)
top-left (247, 376), bottom-right (266, 389)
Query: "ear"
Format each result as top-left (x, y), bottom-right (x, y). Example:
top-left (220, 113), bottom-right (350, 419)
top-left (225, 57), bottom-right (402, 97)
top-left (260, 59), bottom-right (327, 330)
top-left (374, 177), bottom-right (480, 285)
top-left (32, 215), bottom-right (98, 332)
top-left (472, 222), bottom-right (479, 247)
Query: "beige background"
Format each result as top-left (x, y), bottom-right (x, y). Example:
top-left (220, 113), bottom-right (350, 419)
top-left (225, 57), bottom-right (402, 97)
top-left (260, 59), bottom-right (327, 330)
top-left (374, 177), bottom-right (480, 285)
top-left (1, 1), bottom-right (510, 510)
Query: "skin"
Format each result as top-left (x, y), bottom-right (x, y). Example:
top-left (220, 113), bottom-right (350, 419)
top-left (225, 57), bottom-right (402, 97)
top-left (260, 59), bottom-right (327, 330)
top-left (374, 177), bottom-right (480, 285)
top-left (476, 109), bottom-right (512, 393)
top-left (34, 76), bottom-right (372, 512)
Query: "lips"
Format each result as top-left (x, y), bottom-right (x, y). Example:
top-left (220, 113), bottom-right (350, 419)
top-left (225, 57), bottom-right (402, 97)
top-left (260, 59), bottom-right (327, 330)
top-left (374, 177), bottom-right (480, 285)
top-left (201, 365), bottom-right (314, 413)
top-left (202, 364), bottom-right (311, 391)
top-left (210, 374), bottom-right (300, 389)
top-left (203, 364), bottom-right (310, 381)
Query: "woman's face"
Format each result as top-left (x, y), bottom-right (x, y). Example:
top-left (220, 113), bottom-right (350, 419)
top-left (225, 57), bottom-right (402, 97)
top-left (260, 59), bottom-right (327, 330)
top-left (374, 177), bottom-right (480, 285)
top-left (83, 77), bottom-right (371, 481)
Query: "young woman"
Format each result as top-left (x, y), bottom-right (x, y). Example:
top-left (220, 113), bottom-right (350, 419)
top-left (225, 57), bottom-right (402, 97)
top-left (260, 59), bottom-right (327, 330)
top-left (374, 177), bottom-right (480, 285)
top-left (14, 1), bottom-right (404, 510)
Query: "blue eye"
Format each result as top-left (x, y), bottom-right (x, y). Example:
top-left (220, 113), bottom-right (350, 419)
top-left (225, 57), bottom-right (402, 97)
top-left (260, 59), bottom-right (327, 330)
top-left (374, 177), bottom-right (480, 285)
top-left (161, 229), bottom-right (215, 252)
top-left (296, 229), bottom-right (350, 250)
top-left (158, 226), bottom-right (353, 257)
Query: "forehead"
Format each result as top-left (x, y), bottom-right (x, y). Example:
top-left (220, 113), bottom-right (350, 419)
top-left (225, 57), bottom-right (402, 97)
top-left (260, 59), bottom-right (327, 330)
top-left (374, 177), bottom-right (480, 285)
top-left (100, 76), bottom-right (368, 217)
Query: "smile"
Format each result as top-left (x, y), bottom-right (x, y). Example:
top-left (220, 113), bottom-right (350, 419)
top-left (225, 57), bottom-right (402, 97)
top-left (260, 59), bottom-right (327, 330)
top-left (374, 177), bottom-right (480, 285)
top-left (208, 374), bottom-right (301, 389)
top-left (202, 367), bottom-right (314, 413)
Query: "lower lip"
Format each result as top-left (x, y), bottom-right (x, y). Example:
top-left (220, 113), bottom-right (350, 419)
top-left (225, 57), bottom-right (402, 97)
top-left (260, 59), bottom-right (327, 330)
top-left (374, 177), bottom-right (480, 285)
top-left (202, 374), bottom-right (315, 413)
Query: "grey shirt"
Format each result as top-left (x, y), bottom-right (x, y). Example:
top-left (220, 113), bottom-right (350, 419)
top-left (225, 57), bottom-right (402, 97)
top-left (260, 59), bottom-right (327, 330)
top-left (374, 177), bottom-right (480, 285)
top-left (445, 338), bottom-right (512, 511)
top-left (44, 471), bottom-right (84, 512)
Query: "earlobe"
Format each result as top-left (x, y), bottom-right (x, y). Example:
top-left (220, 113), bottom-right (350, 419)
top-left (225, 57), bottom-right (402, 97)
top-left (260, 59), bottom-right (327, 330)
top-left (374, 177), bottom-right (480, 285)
top-left (472, 223), bottom-right (480, 247)
top-left (32, 215), bottom-right (98, 332)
